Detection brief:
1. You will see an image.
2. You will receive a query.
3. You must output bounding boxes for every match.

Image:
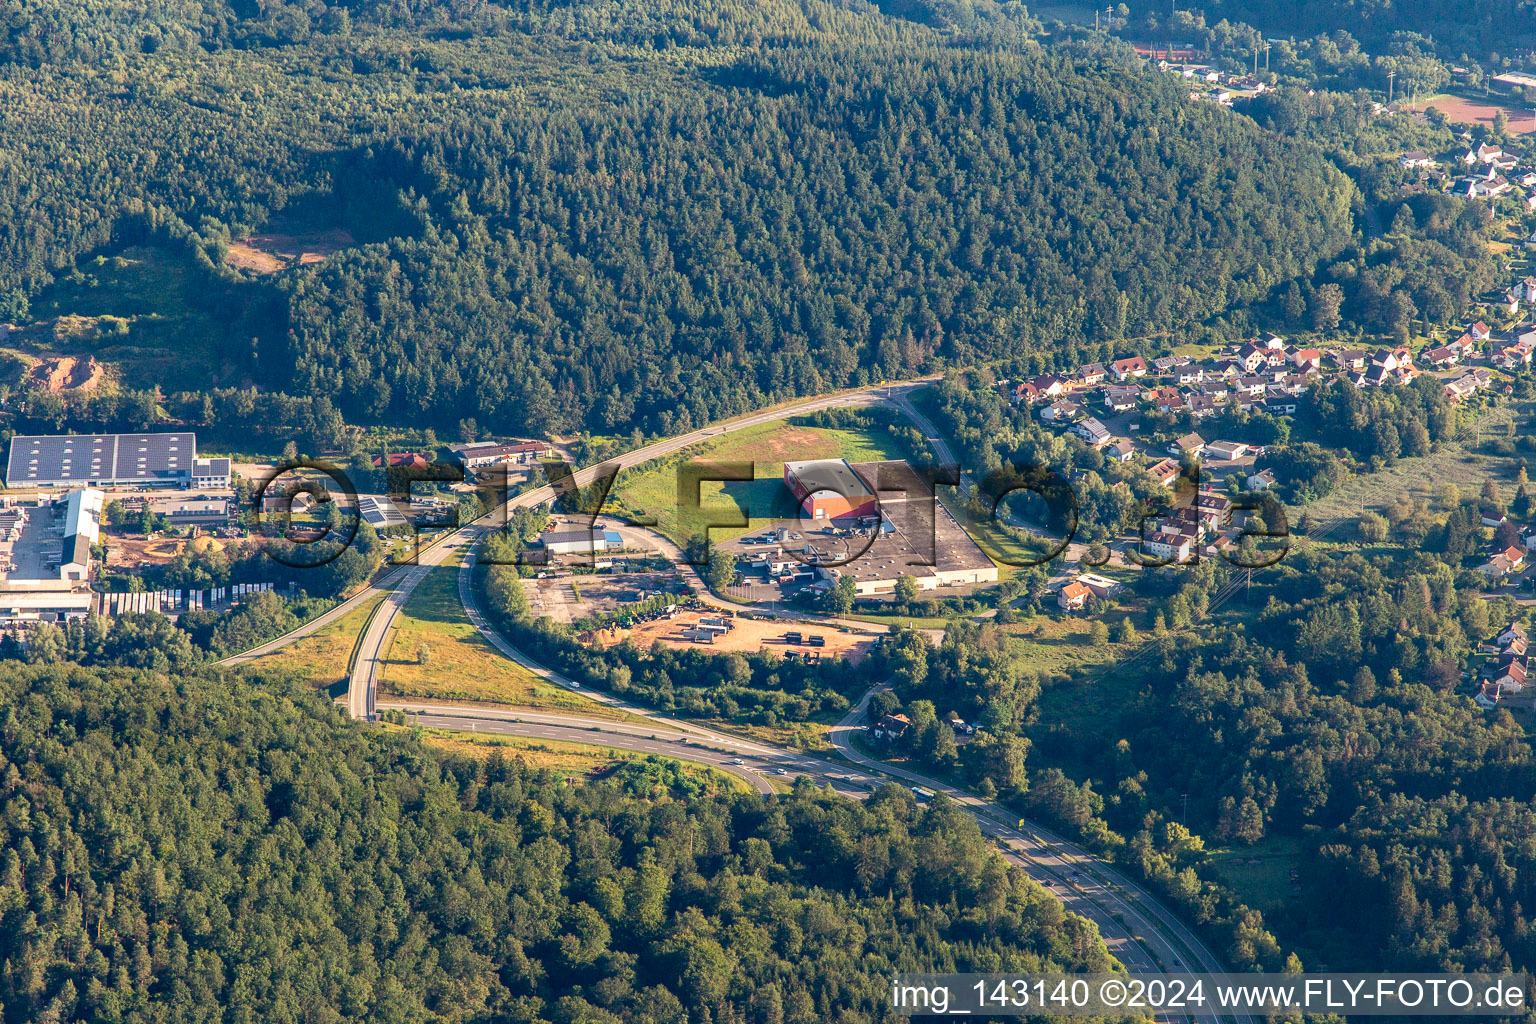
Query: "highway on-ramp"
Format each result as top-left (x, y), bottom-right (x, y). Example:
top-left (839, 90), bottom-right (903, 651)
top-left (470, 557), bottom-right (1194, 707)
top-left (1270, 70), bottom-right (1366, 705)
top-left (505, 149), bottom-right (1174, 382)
top-left (223, 378), bottom-right (1249, 1023)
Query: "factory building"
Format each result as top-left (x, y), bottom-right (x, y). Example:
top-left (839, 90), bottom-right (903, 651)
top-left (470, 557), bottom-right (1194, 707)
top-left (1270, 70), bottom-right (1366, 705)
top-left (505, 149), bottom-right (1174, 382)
top-left (6, 432), bottom-right (231, 489)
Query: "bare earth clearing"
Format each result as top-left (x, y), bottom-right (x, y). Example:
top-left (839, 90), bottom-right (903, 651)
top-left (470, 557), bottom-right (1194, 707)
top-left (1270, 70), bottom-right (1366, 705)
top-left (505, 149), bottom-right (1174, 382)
top-left (224, 229), bottom-right (356, 274)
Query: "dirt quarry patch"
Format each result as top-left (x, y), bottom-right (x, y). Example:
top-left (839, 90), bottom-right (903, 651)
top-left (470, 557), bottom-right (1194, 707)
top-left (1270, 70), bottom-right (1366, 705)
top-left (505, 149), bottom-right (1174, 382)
top-left (589, 610), bottom-right (875, 663)
top-left (224, 228), bottom-right (356, 274)
top-left (32, 354), bottom-right (105, 393)
top-left (105, 536), bottom-right (186, 569)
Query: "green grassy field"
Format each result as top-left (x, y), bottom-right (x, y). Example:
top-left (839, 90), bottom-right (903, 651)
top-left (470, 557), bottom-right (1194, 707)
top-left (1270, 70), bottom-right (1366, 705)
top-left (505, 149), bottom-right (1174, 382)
top-left (412, 730), bottom-right (754, 794)
top-left (381, 555), bottom-right (641, 720)
top-left (608, 418), bottom-right (908, 545)
top-left (237, 593), bottom-right (385, 690)
top-left (1204, 834), bottom-right (1307, 913)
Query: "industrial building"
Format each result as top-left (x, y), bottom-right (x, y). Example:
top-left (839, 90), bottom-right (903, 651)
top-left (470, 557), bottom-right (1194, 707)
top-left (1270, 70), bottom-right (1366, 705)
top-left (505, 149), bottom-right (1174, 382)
top-left (794, 461), bottom-right (998, 596)
top-left (5, 432), bottom-right (231, 489)
top-left (0, 487), bottom-right (105, 623)
top-left (542, 527), bottom-right (623, 557)
top-left (448, 440), bottom-right (554, 469)
top-left (783, 459), bottom-right (879, 522)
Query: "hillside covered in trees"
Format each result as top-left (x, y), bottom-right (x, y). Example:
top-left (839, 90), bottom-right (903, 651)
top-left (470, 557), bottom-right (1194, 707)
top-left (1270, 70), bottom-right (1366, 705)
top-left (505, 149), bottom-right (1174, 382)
top-left (0, 0), bottom-right (1355, 442)
top-left (0, 663), bottom-right (1116, 1023)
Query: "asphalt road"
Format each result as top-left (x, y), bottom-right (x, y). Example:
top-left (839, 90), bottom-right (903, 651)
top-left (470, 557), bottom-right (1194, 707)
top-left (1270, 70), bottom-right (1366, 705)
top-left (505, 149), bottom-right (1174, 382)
top-left (442, 544), bottom-right (1248, 1024)
top-left (219, 378), bottom-right (932, 679)
top-left (223, 377), bottom-right (1248, 1023)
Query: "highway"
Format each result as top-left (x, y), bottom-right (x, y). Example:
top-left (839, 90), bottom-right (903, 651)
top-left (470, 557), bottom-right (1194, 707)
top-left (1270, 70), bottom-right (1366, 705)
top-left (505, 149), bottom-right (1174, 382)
top-left (222, 377), bottom-right (1248, 1023)
top-left (220, 378), bottom-right (930, 679)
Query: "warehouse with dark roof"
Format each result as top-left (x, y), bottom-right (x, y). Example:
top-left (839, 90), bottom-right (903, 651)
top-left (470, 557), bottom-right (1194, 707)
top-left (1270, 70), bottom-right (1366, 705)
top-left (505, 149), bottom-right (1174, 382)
top-left (5, 432), bottom-right (231, 489)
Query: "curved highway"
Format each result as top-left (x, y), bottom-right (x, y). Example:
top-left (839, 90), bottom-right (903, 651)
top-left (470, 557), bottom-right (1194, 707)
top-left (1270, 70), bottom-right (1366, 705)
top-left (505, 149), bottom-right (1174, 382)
top-left (223, 378), bottom-right (1248, 1023)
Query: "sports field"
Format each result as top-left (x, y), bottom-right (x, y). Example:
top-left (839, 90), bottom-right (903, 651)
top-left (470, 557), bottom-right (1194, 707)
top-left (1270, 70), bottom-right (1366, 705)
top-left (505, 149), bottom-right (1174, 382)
top-left (608, 417), bottom-right (909, 545)
top-left (1407, 94), bottom-right (1536, 134)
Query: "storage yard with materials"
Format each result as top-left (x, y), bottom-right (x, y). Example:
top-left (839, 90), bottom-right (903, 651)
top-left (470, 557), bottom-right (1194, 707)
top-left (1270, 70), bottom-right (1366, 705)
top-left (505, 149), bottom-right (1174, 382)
top-left (588, 610), bottom-right (875, 662)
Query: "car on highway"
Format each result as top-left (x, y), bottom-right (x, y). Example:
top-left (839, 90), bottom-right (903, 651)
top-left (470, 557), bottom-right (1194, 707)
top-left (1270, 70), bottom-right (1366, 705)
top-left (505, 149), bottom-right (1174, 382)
top-left (732, 758), bottom-right (744, 765)
top-left (774, 767), bottom-right (787, 775)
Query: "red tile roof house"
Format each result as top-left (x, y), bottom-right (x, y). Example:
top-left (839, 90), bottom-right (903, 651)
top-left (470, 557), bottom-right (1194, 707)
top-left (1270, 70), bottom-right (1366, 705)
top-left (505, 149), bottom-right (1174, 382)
top-left (1056, 581), bottom-right (1092, 611)
top-left (1144, 458), bottom-right (1182, 487)
top-left (1110, 356), bottom-right (1149, 380)
top-left (372, 452), bottom-right (432, 470)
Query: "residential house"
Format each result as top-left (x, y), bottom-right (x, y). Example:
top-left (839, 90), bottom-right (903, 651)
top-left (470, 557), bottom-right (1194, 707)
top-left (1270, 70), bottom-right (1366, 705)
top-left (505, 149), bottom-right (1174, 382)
top-left (1490, 657), bottom-right (1528, 692)
top-left (1168, 432), bottom-right (1206, 458)
top-left (1184, 394), bottom-right (1220, 419)
top-left (1012, 380), bottom-right (1041, 404)
top-left (1422, 345), bottom-right (1459, 367)
top-left (871, 714), bottom-right (911, 742)
top-left (1150, 386), bottom-right (1183, 412)
top-left (1103, 385), bottom-right (1140, 412)
top-left (1111, 356), bottom-right (1149, 380)
top-left (1040, 400), bottom-right (1083, 423)
top-left (1076, 573), bottom-right (1122, 599)
top-left (1398, 150), bottom-right (1435, 169)
top-left (1235, 376), bottom-right (1268, 398)
top-left (1246, 468), bottom-right (1277, 490)
top-left (1056, 581), bottom-right (1092, 611)
top-left (1143, 531), bottom-right (1193, 564)
top-left (1480, 550), bottom-right (1522, 581)
top-left (1495, 336), bottom-right (1536, 370)
top-left (1331, 348), bottom-right (1368, 371)
top-left (1077, 362), bottom-right (1108, 385)
top-left (1145, 458), bottom-right (1182, 488)
top-left (1195, 490), bottom-right (1234, 529)
top-left (1362, 364), bottom-right (1395, 387)
top-left (1290, 348), bottom-right (1322, 370)
top-left (1031, 374), bottom-right (1067, 399)
top-left (1470, 321), bottom-right (1493, 341)
top-left (1235, 342), bottom-right (1268, 373)
top-left (1074, 417), bottom-right (1112, 446)
top-left (1106, 438), bottom-right (1137, 462)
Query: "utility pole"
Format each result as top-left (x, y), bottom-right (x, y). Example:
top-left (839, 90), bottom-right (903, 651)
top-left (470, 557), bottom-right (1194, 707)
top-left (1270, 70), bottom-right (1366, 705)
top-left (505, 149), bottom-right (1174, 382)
top-left (1387, 69), bottom-right (1396, 105)
top-left (1264, 43), bottom-right (1270, 71)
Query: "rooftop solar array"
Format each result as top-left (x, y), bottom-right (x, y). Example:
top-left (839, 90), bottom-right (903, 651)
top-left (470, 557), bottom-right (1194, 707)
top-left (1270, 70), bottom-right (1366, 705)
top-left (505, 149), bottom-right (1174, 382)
top-left (6, 433), bottom-right (199, 487)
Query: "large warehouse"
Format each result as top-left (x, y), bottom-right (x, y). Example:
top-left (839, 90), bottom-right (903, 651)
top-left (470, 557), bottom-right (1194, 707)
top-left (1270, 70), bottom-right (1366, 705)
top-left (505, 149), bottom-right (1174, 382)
top-left (5, 432), bottom-right (232, 489)
top-left (783, 459), bottom-right (879, 522)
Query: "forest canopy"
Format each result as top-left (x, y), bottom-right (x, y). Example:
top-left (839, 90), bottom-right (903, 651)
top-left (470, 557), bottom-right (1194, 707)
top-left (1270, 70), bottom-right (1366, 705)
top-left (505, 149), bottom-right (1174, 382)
top-left (0, 663), bottom-right (1116, 1022)
top-left (0, 0), bottom-right (1355, 440)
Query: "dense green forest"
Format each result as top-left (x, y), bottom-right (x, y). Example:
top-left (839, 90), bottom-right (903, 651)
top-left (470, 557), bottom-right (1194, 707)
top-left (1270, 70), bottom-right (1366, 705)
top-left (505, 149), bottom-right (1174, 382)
top-left (0, 663), bottom-right (1118, 1022)
top-left (0, 0), bottom-right (1355, 442)
top-left (856, 478), bottom-right (1536, 973)
top-left (1192, 0), bottom-right (1536, 56)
